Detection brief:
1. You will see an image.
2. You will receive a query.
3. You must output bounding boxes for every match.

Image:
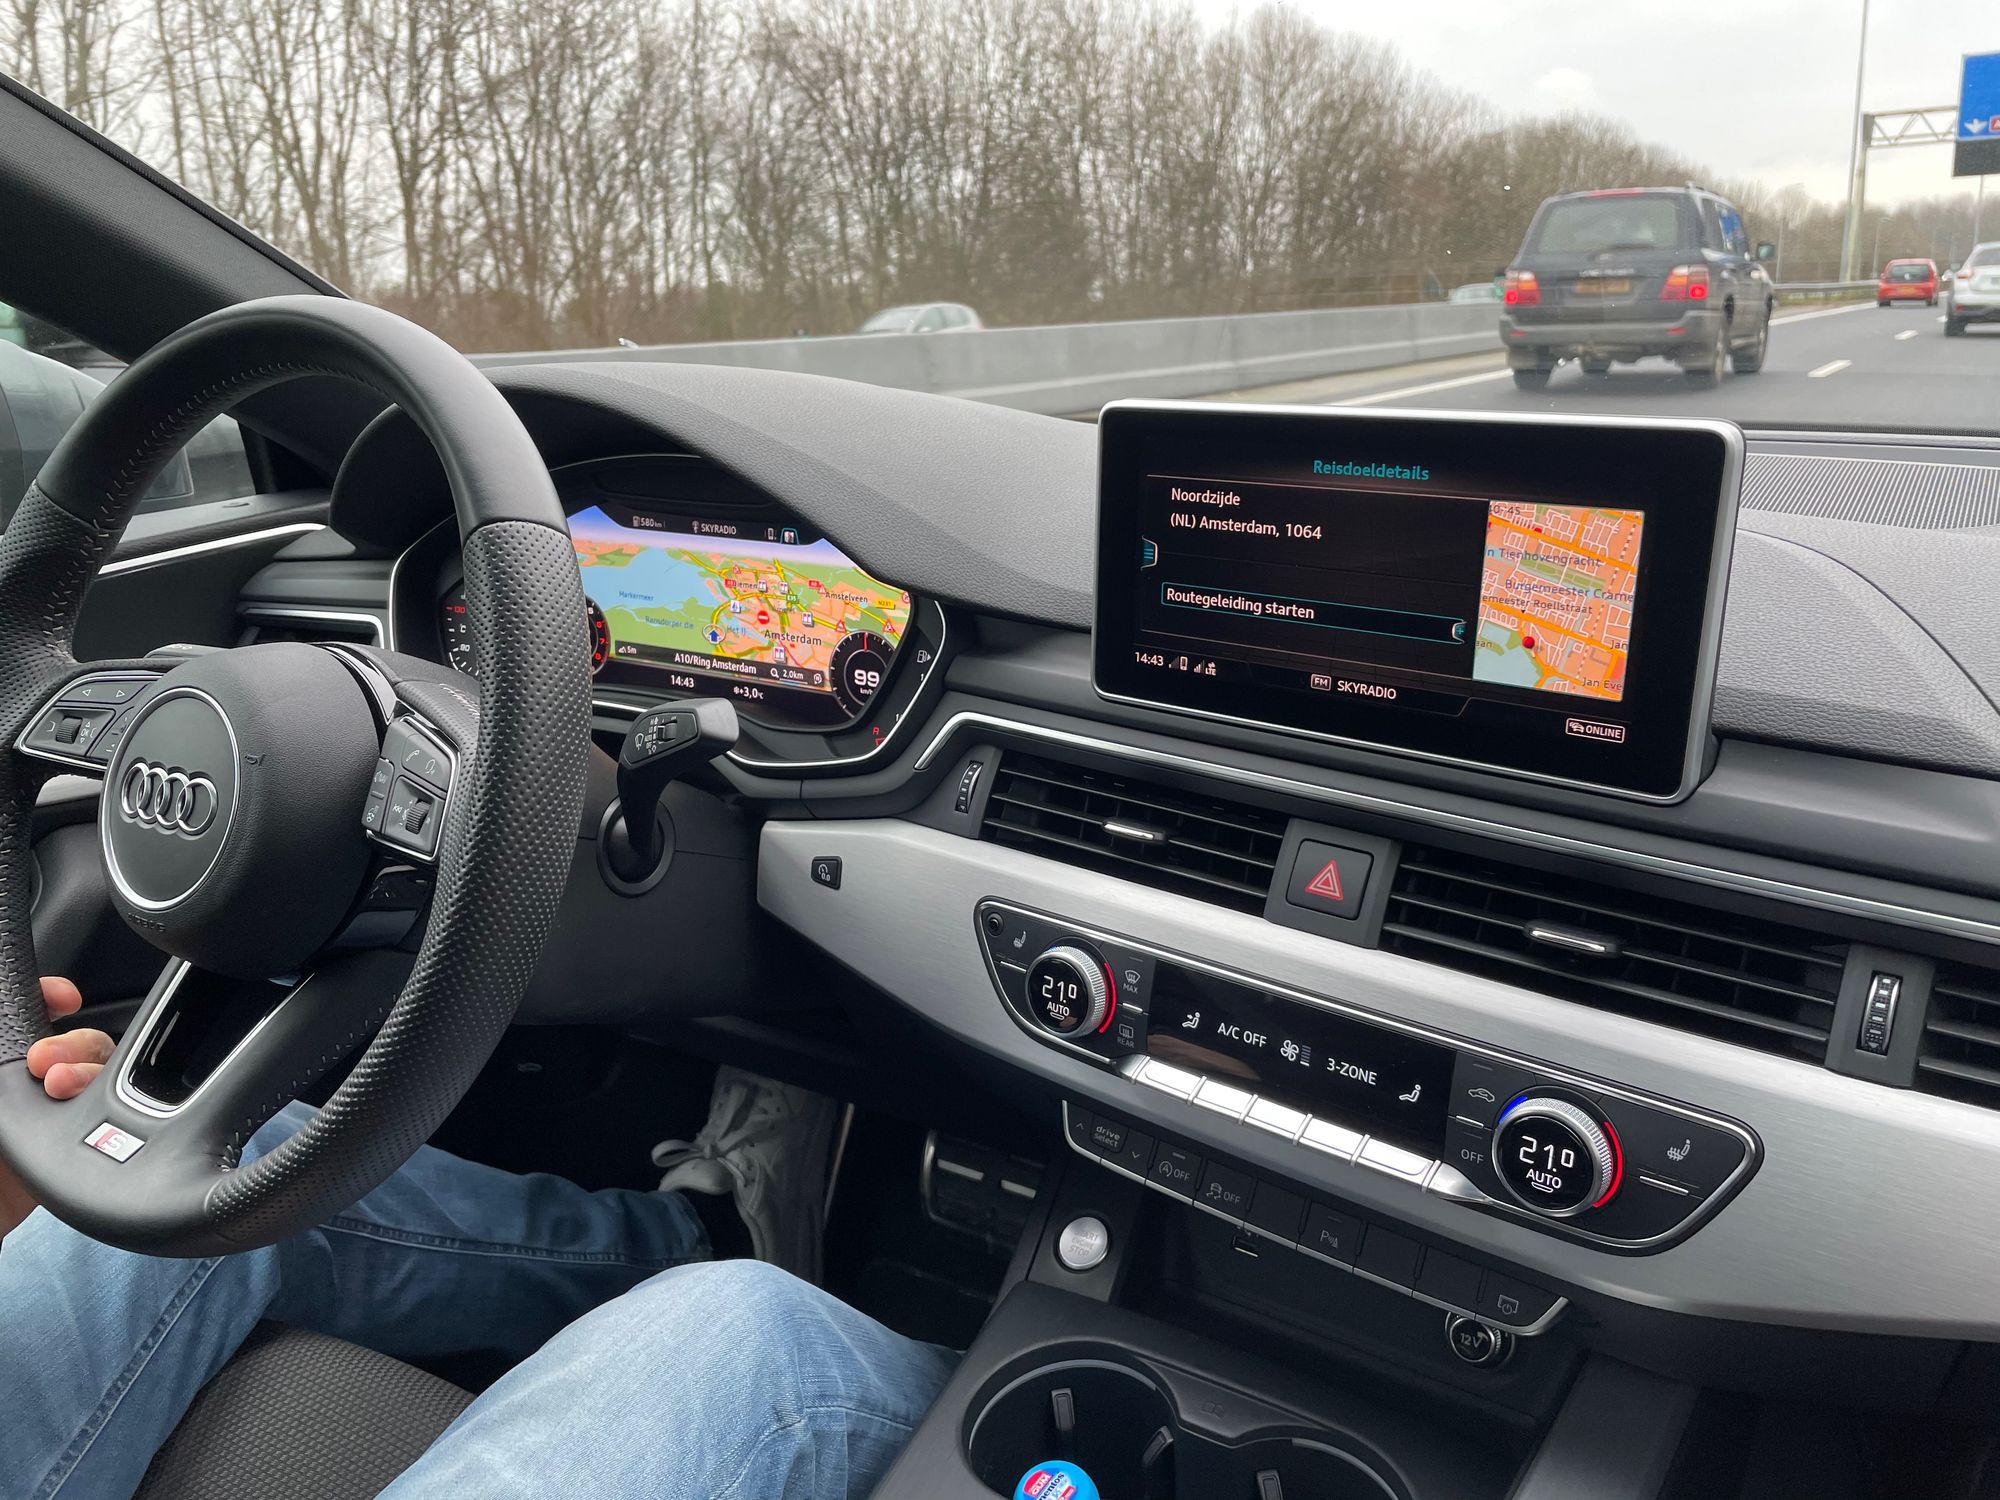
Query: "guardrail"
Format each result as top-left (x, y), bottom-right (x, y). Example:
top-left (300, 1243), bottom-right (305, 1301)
top-left (1774, 280), bottom-right (1877, 302)
top-left (473, 302), bottom-right (1503, 417)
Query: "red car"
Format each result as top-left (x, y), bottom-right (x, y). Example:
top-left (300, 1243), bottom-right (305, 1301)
top-left (1878, 258), bottom-right (1939, 306)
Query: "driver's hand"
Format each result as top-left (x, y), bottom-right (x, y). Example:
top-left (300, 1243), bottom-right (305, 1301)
top-left (2, 978), bottom-right (114, 1239)
top-left (25, 978), bottom-right (113, 1099)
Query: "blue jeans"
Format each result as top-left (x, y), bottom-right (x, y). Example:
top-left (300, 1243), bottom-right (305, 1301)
top-left (0, 1102), bottom-right (958, 1499)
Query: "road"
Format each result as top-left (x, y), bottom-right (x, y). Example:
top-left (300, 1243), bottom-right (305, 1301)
top-left (1211, 301), bottom-right (2000, 430)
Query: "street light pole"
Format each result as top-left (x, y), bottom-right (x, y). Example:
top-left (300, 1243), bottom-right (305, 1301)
top-left (1839, 0), bottom-right (1872, 280)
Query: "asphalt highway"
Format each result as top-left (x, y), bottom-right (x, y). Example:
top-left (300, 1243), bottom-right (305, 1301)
top-left (1216, 301), bottom-right (2000, 431)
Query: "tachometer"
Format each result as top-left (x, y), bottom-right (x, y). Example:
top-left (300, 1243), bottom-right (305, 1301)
top-left (587, 600), bottom-right (610, 675)
top-left (829, 630), bottom-right (894, 715)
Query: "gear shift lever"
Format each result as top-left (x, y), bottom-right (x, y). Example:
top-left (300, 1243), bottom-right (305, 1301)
top-left (604, 698), bottom-right (739, 884)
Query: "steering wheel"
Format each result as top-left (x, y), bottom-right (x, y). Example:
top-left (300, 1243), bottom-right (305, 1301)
top-left (0, 297), bottom-right (589, 1255)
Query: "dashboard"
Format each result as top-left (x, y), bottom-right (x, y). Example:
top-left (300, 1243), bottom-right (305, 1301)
top-left (245, 359), bottom-right (2000, 1362)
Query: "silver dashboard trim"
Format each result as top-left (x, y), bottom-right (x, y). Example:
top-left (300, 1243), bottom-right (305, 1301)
top-left (916, 709), bottom-right (2000, 948)
top-left (101, 523), bottom-right (325, 576)
top-left (1089, 400), bottom-right (1744, 805)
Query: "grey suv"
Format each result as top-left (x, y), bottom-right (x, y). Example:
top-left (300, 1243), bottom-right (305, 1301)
top-left (1499, 186), bottom-right (1776, 390)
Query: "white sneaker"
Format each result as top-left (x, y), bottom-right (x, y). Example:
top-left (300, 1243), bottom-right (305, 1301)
top-left (653, 1066), bottom-right (838, 1282)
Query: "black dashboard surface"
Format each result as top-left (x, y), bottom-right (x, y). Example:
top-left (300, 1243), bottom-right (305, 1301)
top-left (326, 364), bottom-right (2000, 782)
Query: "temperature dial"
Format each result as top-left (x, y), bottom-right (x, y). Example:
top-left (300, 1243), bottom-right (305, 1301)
top-left (1491, 1095), bottom-right (1619, 1218)
top-left (1026, 946), bottom-right (1113, 1037)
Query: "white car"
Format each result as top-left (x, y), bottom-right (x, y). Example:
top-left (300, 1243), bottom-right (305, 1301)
top-left (855, 302), bottom-right (984, 335)
top-left (1945, 243), bottom-right (2000, 336)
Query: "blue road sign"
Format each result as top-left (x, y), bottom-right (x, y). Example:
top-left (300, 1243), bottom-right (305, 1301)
top-left (1956, 52), bottom-right (2000, 176)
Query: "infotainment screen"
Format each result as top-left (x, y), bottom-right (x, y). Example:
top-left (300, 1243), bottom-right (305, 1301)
top-left (1092, 403), bottom-right (1740, 800)
top-left (573, 502), bottom-right (914, 727)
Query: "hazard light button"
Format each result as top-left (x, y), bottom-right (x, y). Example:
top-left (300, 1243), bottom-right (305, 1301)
top-left (1285, 840), bottom-right (1373, 920)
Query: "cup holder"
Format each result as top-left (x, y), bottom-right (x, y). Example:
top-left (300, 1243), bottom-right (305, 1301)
top-left (966, 1358), bottom-right (1177, 1499)
top-left (965, 1350), bottom-right (1400, 1500)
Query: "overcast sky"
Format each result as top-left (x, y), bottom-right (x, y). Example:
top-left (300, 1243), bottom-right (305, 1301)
top-left (1191, 0), bottom-right (2000, 207)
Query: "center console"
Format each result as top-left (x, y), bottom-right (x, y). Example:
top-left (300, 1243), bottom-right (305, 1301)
top-left (978, 900), bottom-right (1759, 1267)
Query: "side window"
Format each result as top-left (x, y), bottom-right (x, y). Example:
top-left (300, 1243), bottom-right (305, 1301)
top-left (1697, 199), bottom-right (1725, 252)
top-left (0, 302), bottom-right (254, 520)
top-left (1718, 205), bottom-right (1750, 257)
top-left (916, 307), bottom-right (945, 333)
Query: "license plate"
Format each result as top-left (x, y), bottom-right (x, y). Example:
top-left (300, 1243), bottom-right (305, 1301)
top-left (1573, 278), bottom-right (1632, 296)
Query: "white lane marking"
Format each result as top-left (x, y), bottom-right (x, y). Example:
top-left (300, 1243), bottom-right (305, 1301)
top-left (1335, 368), bottom-right (1517, 406)
top-left (1769, 301), bottom-right (1877, 326)
top-left (1336, 299), bottom-right (1868, 406)
top-left (1806, 359), bottom-right (1852, 378)
top-left (1896, 329), bottom-right (1918, 340)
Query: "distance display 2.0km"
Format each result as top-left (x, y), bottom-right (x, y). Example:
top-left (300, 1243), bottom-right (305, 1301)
top-left (439, 501), bottom-right (916, 730)
top-left (1091, 403), bottom-right (1741, 802)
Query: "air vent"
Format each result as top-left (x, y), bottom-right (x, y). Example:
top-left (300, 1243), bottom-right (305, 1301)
top-left (979, 753), bottom-right (1287, 914)
top-left (1383, 844), bottom-right (1842, 1062)
top-left (238, 610), bottom-right (379, 647)
top-left (1917, 963), bottom-right (2000, 1107)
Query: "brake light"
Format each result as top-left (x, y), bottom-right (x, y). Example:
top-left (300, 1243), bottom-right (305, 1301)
top-left (1503, 271), bottom-right (1540, 306)
top-left (1659, 264), bottom-right (1710, 301)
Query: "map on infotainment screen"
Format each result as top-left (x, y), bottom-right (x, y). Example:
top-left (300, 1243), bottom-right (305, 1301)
top-left (1473, 503), bottom-right (1644, 702)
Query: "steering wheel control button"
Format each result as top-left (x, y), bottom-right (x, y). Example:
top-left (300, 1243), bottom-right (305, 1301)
top-left (1445, 1316), bottom-right (1513, 1369)
top-left (1284, 840), bottom-right (1373, 920)
top-left (1026, 946), bottom-right (1111, 1037)
top-left (381, 776), bottom-right (443, 857)
top-left (1492, 1096), bottom-right (1619, 1218)
top-left (101, 688), bottom-right (239, 913)
top-left (25, 704), bottom-right (115, 757)
top-left (810, 856), bottom-right (843, 890)
top-left (368, 718), bottom-right (453, 861)
top-left (383, 719), bottom-right (452, 788)
top-left (1055, 1215), bottom-right (1112, 1273)
top-left (60, 677), bottom-right (147, 705)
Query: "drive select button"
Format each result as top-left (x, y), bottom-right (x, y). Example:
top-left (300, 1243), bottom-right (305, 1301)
top-left (1285, 840), bottom-right (1373, 920)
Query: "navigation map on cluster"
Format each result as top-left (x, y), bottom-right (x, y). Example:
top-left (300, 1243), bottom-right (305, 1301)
top-left (570, 505), bottom-right (912, 692)
top-left (1473, 502), bottom-right (1643, 702)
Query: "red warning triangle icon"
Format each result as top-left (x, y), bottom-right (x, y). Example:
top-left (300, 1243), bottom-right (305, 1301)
top-left (1304, 858), bottom-right (1345, 902)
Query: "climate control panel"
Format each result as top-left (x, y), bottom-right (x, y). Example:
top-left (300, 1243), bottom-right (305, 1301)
top-left (977, 899), bottom-right (1760, 1252)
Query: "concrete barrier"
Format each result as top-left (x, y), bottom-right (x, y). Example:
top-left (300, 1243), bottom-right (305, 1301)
top-left (473, 302), bottom-right (1502, 415)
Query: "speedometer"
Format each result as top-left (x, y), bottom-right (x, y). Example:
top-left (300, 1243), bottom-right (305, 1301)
top-left (439, 584), bottom-right (608, 679)
top-left (440, 591), bottom-right (476, 675)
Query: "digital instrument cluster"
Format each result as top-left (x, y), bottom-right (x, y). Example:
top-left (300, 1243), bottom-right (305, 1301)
top-left (438, 498), bottom-right (916, 733)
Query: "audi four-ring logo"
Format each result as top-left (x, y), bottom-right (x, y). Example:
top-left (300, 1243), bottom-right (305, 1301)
top-left (118, 761), bottom-right (218, 836)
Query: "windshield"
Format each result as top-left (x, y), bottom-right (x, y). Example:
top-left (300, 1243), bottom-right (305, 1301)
top-left (1527, 197), bottom-right (1685, 256)
top-left (3, 0), bottom-right (1997, 436)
